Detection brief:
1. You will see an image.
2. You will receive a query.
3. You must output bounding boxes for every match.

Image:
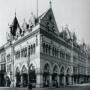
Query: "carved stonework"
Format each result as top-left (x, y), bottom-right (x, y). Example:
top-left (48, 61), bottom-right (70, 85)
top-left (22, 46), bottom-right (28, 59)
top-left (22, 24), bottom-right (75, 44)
top-left (16, 28), bottom-right (20, 37)
top-left (46, 15), bottom-right (55, 32)
top-left (22, 19), bottom-right (27, 33)
top-left (6, 32), bottom-right (11, 41)
top-left (29, 13), bottom-right (35, 29)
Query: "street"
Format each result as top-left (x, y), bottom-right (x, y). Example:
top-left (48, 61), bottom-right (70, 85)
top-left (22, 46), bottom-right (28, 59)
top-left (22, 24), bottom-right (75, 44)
top-left (0, 84), bottom-right (90, 90)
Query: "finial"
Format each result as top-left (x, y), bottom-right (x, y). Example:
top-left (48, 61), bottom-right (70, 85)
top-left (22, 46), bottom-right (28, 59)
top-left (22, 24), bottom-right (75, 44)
top-left (37, 0), bottom-right (38, 18)
top-left (49, 0), bottom-right (52, 8)
top-left (15, 10), bottom-right (16, 17)
top-left (66, 24), bottom-right (68, 28)
top-left (24, 18), bottom-right (25, 22)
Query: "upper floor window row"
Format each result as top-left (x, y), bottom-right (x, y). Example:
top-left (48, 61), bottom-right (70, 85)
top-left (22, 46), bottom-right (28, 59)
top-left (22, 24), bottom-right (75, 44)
top-left (42, 42), bottom-right (71, 60)
top-left (15, 43), bottom-right (36, 60)
top-left (28, 43), bottom-right (35, 56)
top-left (43, 43), bottom-right (58, 57)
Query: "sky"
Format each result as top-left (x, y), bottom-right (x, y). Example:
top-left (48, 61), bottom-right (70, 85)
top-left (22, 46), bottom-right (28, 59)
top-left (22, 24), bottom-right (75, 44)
top-left (0, 0), bottom-right (90, 47)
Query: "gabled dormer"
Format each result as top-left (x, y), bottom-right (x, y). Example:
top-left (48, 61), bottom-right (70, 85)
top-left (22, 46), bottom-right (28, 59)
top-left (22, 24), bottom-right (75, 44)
top-left (10, 13), bottom-right (22, 37)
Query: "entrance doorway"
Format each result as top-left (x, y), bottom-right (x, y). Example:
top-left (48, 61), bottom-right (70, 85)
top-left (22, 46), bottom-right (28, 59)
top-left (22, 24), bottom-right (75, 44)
top-left (15, 67), bottom-right (21, 87)
top-left (43, 63), bottom-right (50, 87)
top-left (29, 64), bottom-right (36, 87)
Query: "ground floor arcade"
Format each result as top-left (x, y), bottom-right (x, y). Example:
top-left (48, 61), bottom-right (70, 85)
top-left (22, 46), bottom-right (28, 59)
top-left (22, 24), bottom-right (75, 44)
top-left (0, 70), bottom-right (6, 87)
top-left (13, 62), bottom-right (90, 88)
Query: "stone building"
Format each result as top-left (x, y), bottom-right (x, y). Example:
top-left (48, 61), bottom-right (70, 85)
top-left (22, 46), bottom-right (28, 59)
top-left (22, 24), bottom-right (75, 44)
top-left (0, 46), bottom-right (6, 86)
top-left (0, 7), bottom-right (90, 88)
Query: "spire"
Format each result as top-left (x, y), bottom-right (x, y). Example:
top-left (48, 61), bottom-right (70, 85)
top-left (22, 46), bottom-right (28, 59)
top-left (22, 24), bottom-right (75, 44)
top-left (10, 11), bottom-right (20, 36)
top-left (49, 0), bottom-right (52, 9)
top-left (37, 0), bottom-right (38, 18)
top-left (15, 10), bottom-right (16, 17)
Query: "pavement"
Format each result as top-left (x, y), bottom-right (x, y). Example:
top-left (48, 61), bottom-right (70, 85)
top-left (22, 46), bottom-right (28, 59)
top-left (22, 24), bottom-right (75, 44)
top-left (0, 83), bottom-right (90, 90)
top-left (70, 83), bottom-right (90, 86)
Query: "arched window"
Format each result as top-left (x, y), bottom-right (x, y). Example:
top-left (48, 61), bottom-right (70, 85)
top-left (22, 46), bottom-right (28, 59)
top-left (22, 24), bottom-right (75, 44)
top-left (48, 45), bottom-right (51, 55)
top-left (21, 65), bottom-right (27, 74)
top-left (52, 47), bottom-right (55, 56)
top-left (60, 50), bottom-right (65, 59)
top-left (15, 67), bottom-right (21, 87)
top-left (56, 50), bottom-right (58, 57)
top-left (31, 45), bottom-right (33, 55)
top-left (44, 63), bottom-right (50, 73)
top-left (33, 44), bottom-right (35, 54)
top-left (46, 44), bottom-right (48, 54)
top-left (21, 49), bottom-right (23, 57)
top-left (60, 66), bottom-right (64, 75)
top-left (43, 43), bottom-right (46, 53)
top-left (28, 45), bottom-right (31, 56)
top-left (55, 48), bottom-right (56, 56)
top-left (24, 47), bottom-right (27, 57)
top-left (7, 54), bottom-right (10, 61)
top-left (53, 65), bottom-right (58, 74)
top-left (36, 35), bottom-right (38, 46)
top-left (66, 53), bottom-right (71, 61)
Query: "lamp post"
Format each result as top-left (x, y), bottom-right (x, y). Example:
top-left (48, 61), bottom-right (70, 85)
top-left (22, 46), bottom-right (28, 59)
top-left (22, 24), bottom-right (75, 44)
top-left (71, 34), bottom-right (74, 85)
top-left (10, 71), bottom-right (12, 87)
top-left (10, 38), bottom-right (14, 87)
top-left (4, 72), bottom-right (7, 87)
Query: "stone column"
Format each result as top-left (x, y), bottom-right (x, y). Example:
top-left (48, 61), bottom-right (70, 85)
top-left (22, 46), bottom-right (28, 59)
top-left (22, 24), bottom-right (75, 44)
top-left (57, 75), bottom-right (60, 87)
top-left (21, 75), bottom-right (23, 87)
top-left (69, 75), bottom-right (72, 85)
top-left (14, 76), bottom-right (16, 87)
top-left (36, 73), bottom-right (43, 88)
top-left (49, 74), bottom-right (52, 87)
top-left (76, 76), bottom-right (78, 84)
top-left (64, 75), bottom-right (66, 85)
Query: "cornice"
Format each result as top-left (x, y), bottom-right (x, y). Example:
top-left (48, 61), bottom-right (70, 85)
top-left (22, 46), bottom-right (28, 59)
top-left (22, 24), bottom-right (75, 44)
top-left (12, 24), bottom-right (40, 46)
top-left (40, 25), bottom-right (86, 54)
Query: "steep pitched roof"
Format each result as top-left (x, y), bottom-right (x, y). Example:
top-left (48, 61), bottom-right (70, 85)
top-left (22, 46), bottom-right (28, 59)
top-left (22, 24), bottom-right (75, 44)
top-left (39, 8), bottom-right (59, 36)
top-left (10, 15), bottom-right (21, 36)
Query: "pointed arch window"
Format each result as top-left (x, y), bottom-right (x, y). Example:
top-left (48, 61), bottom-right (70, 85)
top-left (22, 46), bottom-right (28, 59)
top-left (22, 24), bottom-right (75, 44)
top-left (48, 45), bottom-right (51, 55)
top-left (7, 54), bottom-right (11, 61)
top-left (60, 50), bottom-right (65, 59)
top-left (31, 45), bottom-right (33, 55)
top-left (28, 45), bottom-right (31, 56)
top-left (43, 43), bottom-right (46, 53)
top-left (46, 44), bottom-right (48, 54)
top-left (24, 47), bottom-right (27, 57)
top-left (36, 35), bottom-right (38, 46)
top-left (52, 47), bottom-right (55, 56)
top-left (33, 43), bottom-right (36, 54)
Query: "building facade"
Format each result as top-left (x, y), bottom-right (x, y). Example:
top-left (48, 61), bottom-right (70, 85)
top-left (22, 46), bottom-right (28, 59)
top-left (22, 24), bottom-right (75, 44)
top-left (0, 8), bottom-right (90, 88)
top-left (0, 46), bottom-right (6, 86)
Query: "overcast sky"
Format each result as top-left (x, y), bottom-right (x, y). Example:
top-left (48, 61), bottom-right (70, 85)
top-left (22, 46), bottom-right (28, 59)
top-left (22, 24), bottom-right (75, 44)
top-left (0, 0), bottom-right (90, 47)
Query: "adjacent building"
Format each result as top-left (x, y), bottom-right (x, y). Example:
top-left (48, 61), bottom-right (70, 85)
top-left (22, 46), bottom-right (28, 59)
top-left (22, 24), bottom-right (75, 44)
top-left (0, 7), bottom-right (90, 88)
top-left (0, 46), bottom-right (6, 86)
